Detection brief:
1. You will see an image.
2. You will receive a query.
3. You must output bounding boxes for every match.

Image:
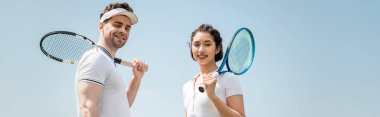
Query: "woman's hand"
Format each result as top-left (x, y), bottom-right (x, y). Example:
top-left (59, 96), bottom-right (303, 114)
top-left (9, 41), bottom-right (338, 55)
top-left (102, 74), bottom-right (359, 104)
top-left (203, 74), bottom-right (217, 99)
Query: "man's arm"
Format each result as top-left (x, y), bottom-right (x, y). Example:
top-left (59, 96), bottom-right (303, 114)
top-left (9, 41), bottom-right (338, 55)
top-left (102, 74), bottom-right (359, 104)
top-left (126, 59), bottom-right (147, 107)
top-left (126, 76), bottom-right (142, 107)
top-left (77, 82), bottom-right (103, 117)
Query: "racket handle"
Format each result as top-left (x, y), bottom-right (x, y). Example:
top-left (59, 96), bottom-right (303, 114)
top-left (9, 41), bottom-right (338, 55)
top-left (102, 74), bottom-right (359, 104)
top-left (198, 72), bottom-right (219, 93)
top-left (199, 85), bottom-right (205, 93)
top-left (120, 60), bottom-right (133, 67)
top-left (115, 58), bottom-right (149, 72)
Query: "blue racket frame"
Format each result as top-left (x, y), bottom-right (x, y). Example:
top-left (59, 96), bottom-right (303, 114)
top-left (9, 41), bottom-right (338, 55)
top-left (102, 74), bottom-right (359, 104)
top-left (218, 27), bottom-right (255, 75)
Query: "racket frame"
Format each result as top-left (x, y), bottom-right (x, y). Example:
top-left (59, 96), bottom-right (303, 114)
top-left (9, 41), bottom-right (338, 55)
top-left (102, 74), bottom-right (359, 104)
top-left (40, 31), bottom-right (95, 64)
top-left (39, 31), bottom-right (147, 71)
top-left (225, 27), bottom-right (255, 75)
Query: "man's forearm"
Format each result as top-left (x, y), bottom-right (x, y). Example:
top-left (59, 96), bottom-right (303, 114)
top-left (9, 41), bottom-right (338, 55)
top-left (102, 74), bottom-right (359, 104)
top-left (126, 76), bottom-right (142, 107)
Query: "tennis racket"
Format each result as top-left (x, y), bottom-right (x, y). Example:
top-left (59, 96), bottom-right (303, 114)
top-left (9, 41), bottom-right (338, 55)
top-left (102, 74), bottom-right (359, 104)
top-left (40, 31), bottom-right (146, 71)
top-left (199, 27), bottom-right (255, 93)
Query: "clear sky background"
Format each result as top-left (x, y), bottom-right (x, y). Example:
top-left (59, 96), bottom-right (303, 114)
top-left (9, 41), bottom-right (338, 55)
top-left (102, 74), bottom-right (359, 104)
top-left (0, 0), bottom-right (379, 117)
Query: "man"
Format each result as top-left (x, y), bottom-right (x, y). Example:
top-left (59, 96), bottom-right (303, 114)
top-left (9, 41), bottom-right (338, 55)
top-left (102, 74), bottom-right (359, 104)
top-left (75, 2), bottom-right (148, 117)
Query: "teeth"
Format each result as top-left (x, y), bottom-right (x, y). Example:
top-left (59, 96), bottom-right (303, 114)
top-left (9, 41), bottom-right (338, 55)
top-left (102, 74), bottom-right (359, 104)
top-left (114, 34), bottom-right (125, 40)
top-left (198, 55), bottom-right (208, 58)
top-left (115, 36), bottom-right (124, 40)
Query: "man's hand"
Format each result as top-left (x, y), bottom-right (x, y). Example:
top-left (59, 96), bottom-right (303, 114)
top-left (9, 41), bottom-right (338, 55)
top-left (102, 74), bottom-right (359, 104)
top-left (132, 59), bottom-right (148, 80)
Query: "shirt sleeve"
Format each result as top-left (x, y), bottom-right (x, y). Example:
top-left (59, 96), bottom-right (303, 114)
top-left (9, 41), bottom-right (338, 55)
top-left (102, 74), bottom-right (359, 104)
top-left (76, 51), bottom-right (110, 86)
top-left (219, 72), bottom-right (243, 97)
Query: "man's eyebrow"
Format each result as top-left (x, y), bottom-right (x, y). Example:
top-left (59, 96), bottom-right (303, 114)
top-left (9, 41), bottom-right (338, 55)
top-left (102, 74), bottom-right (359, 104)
top-left (114, 21), bottom-right (131, 28)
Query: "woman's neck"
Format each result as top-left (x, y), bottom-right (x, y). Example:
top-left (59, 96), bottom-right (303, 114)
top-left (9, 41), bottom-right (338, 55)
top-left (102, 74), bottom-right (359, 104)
top-left (199, 63), bottom-right (218, 75)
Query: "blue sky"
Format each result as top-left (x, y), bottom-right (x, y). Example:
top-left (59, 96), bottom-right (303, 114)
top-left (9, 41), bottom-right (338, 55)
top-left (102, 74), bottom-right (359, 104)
top-left (0, 0), bottom-right (379, 117)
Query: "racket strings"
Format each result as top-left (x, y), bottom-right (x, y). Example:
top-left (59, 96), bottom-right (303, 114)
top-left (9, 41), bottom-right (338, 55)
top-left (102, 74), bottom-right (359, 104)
top-left (42, 34), bottom-right (93, 61)
top-left (227, 30), bottom-right (253, 73)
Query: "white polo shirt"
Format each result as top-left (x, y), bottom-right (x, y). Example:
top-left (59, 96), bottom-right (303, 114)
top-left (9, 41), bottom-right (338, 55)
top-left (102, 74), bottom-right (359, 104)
top-left (183, 72), bottom-right (243, 117)
top-left (75, 46), bottom-right (131, 117)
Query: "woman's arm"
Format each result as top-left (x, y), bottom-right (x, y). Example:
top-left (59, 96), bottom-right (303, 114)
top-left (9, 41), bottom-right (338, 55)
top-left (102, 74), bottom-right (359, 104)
top-left (203, 75), bottom-right (246, 117)
top-left (185, 110), bottom-right (187, 117)
top-left (209, 95), bottom-right (245, 117)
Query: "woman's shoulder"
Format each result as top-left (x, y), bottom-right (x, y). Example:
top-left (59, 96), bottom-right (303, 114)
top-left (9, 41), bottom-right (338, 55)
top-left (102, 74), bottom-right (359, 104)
top-left (183, 73), bottom-right (200, 86)
top-left (218, 72), bottom-right (240, 87)
top-left (182, 78), bottom-right (194, 95)
top-left (218, 72), bottom-right (243, 96)
top-left (183, 79), bottom-right (192, 87)
top-left (219, 72), bottom-right (237, 80)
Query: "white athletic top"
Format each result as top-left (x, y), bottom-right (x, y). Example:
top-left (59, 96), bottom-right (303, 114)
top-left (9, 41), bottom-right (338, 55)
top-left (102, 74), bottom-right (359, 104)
top-left (75, 46), bottom-right (131, 117)
top-left (183, 72), bottom-right (243, 117)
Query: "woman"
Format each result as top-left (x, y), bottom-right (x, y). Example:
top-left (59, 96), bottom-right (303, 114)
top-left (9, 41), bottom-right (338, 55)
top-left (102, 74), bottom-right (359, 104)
top-left (183, 24), bottom-right (246, 117)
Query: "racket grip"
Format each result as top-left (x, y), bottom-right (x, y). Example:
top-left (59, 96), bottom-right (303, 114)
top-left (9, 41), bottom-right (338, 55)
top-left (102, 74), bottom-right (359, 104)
top-left (120, 60), bottom-right (133, 67)
top-left (114, 58), bottom-right (149, 72)
top-left (198, 72), bottom-right (219, 93)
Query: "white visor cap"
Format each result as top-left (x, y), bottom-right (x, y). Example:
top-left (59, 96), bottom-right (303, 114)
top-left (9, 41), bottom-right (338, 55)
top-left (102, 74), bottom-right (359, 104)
top-left (100, 8), bottom-right (138, 25)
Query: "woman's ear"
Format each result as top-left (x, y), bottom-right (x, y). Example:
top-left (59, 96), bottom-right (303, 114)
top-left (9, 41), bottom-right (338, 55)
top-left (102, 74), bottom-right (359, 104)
top-left (216, 45), bottom-right (221, 55)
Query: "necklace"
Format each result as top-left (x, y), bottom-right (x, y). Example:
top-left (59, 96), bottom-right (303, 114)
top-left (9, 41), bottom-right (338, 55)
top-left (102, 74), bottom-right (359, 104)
top-left (193, 73), bottom-right (203, 112)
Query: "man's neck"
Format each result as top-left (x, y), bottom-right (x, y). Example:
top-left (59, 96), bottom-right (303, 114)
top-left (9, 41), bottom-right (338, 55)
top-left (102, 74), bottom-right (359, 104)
top-left (98, 42), bottom-right (117, 58)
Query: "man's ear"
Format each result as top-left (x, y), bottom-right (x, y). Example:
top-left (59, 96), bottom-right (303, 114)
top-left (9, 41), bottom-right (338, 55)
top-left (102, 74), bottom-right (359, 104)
top-left (99, 22), bottom-right (104, 31)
